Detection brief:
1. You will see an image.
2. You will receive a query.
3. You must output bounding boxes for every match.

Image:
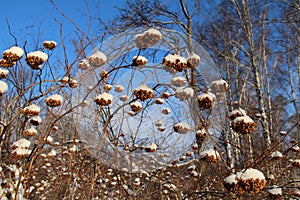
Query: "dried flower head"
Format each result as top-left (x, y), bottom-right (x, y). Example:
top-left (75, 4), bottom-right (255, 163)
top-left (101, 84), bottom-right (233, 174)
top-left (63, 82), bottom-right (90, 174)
top-left (135, 28), bottom-right (162, 49)
top-left (199, 149), bottom-right (220, 164)
top-left (2, 46), bottom-right (24, 62)
top-left (78, 58), bottom-right (90, 70)
top-left (209, 79), bottom-right (228, 93)
top-left (171, 76), bottom-right (187, 87)
top-left (130, 101), bottom-right (142, 113)
top-left (197, 92), bottom-right (216, 110)
top-left (23, 127), bottom-right (38, 137)
top-left (26, 51), bottom-right (48, 69)
top-left (94, 93), bottom-right (113, 106)
top-left (0, 68), bottom-right (9, 79)
top-left (0, 80), bottom-right (8, 95)
top-left (45, 94), bottom-right (63, 107)
top-left (162, 54), bottom-right (187, 72)
top-left (88, 51), bottom-right (107, 67)
top-left (231, 116), bottom-right (256, 135)
top-left (43, 40), bottom-right (57, 50)
top-left (187, 53), bottom-right (201, 68)
top-left (132, 56), bottom-right (148, 66)
top-left (133, 84), bottom-right (154, 101)
top-left (0, 59), bottom-right (15, 68)
top-left (22, 104), bottom-right (41, 116)
top-left (173, 121), bottom-right (190, 134)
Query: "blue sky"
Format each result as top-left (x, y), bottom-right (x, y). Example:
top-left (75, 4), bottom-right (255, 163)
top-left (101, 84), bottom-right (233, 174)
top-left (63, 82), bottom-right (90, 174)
top-left (0, 0), bottom-right (124, 52)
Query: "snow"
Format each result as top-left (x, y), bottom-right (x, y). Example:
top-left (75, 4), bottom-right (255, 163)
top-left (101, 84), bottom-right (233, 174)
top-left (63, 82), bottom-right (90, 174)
top-left (145, 28), bottom-right (162, 38)
top-left (173, 121), bottom-right (191, 134)
top-left (88, 51), bottom-right (107, 66)
top-left (46, 94), bottom-right (63, 102)
top-left (197, 92), bottom-right (216, 101)
top-left (132, 55), bottom-right (148, 63)
top-left (0, 80), bottom-right (8, 94)
top-left (163, 54), bottom-right (187, 65)
top-left (135, 83), bottom-right (153, 93)
top-left (236, 168), bottom-right (265, 181)
top-left (233, 115), bottom-right (254, 123)
top-left (47, 149), bottom-right (57, 157)
top-left (43, 40), bottom-right (57, 46)
top-left (95, 92), bottom-right (113, 102)
top-left (229, 108), bottom-right (247, 117)
top-left (187, 165), bottom-right (196, 171)
top-left (171, 76), bottom-right (187, 87)
top-left (224, 173), bottom-right (238, 184)
top-left (130, 101), bottom-right (142, 108)
top-left (199, 149), bottom-right (220, 159)
top-left (45, 136), bottom-right (53, 144)
top-left (27, 51), bottom-right (48, 61)
top-left (209, 79), bottom-right (228, 93)
top-left (145, 143), bottom-right (157, 152)
top-left (23, 127), bottom-right (37, 136)
top-left (12, 138), bottom-right (31, 149)
top-left (29, 116), bottom-right (42, 125)
top-left (266, 186), bottom-right (282, 196)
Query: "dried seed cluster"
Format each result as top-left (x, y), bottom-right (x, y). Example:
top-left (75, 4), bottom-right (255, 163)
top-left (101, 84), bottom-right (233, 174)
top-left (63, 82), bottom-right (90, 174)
top-left (43, 40), bottom-right (57, 50)
top-left (133, 84), bottom-right (154, 101)
top-left (209, 79), bottom-right (228, 93)
top-left (224, 168), bottom-right (266, 194)
top-left (21, 104), bottom-right (41, 116)
top-left (132, 56), bottom-right (148, 66)
top-left (187, 54), bottom-right (201, 68)
top-left (173, 121), bottom-right (190, 134)
top-left (2, 46), bottom-right (24, 62)
top-left (199, 149), bottom-right (220, 164)
top-left (88, 51), bottom-right (107, 67)
top-left (45, 94), bottom-right (63, 107)
top-left (162, 54), bottom-right (187, 72)
top-left (231, 116), bottom-right (256, 135)
top-left (94, 93), bottom-right (113, 106)
top-left (130, 101), bottom-right (142, 113)
top-left (135, 28), bottom-right (162, 49)
top-left (229, 108), bottom-right (247, 120)
top-left (196, 129), bottom-right (207, 142)
top-left (11, 138), bottom-right (31, 159)
top-left (0, 68), bottom-right (9, 78)
top-left (197, 92), bottom-right (216, 110)
top-left (26, 51), bottom-right (48, 70)
top-left (23, 127), bottom-right (38, 137)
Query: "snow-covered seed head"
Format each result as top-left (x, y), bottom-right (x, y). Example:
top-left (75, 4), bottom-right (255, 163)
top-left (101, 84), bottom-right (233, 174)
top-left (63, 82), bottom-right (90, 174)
top-left (236, 168), bottom-right (266, 193)
top-left (69, 79), bottom-right (79, 88)
top-left (175, 87), bottom-right (194, 101)
top-left (45, 94), bottom-right (63, 107)
top-left (103, 84), bottom-right (112, 91)
top-left (0, 80), bottom-right (8, 95)
top-left (0, 59), bottom-right (15, 68)
top-left (0, 68), bottom-right (9, 79)
top-left (155, 98), bottom-right (164, 105)
top-left (191, 143), bottom-right (198, 150)
top-left (162, 54), bottom-right (187, 72)
top-left (158, 126), bottom-right (166, 132)
top-left (11, 148), bottom-right (31, 159)
top-left (197, 92), bottom-right (216, 110)
top-left (12, 138), bottom-right (31, 149)
top-left (29, 116), bottom-right (42, 126)
top-left (23, 127), bottom-right (38, 137)
top-left (133, 84), bottom-right (154, 101)
top-left (173, 121), bottom-right (190, 134)
top-left (88, 51), bottom-right (107, 67)
top-left (209, 79), bottom-right (228, 93)
top-left (43, 40), bottom-right (57, 50)
top-left (162, 108), bottom-right (170, 115)
top-left (271, 151), bottom-right (283, 160)
top-left (132, 56), bottom-right (148, 66)
top-left (135, 28), bottom-right (162, 49)
top-left (26, 51), bottom-right (48, 69)
top-left (61, 76), bottom-right (70, 84)
top-left (161, 92), bottom-right (171, 99)
top-left (44, 136), bottom-right (54, 144)
top-left (94, 93), bottom-right (113, 106)
top-left (231, 116), bottom-right (256, 135)
top-left (199, 149), bottom-right (220, 164)
top-left (229, 108), bottom-right (247, 120)
top-left (130, 101), bottom-right (142, 113)
top-left (145, 143), bottom-right (157, 152)
top-left (171, 76), bottom-right (187, 87)
top-left (187, 53), bottom-right (201, 68)
top-left (78, 58), bottom-right (90, 70)
top-left (21, 104), bottom-right (41, 116)
top-left (196, 129), bottom-right (208, 142)
top-left (292, 159), bottom-right (300, 168)
top-left (2, 46), bottom-right (24, 62)
top-left (119, 95), bottom-right (128, 102)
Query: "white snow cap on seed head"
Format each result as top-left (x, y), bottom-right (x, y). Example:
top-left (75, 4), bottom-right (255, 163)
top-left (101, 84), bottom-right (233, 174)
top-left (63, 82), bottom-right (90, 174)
top-left (171, 76), bottom-right (187, 87)
top-left (266, 186), bottom-right (282, 196)
top-left (0, 81), bottom-right (8, 94)
top-left (197, 92), bottom-right (216, 101)
top-left (233, 115), bottom-right (254, 123)
top-left (43, 40), bottom-right (57, 45)
top-left (229, 108), bottom-right (247, 117)
top-left (95, 92), bottom-right (113, 101)
top-left (12, 138), bottom-right (31, 149)
top-left (5, 46), bottom-right (24, 57)
top-left (27, 51), bottom-right (48, 61)
top-left (133, 55), bottom-right (148, 62)
top-left (236, 168), bottom-right (265, 181)
top-left (174, 121), bottom-right (191, 134)
top-left (23, 104), bottom-right (41, 113)
top-left (146, 28), bottom-right (162, 38)
top-left (163, 54), bottom-right (187, 64)
top-left (0, 68), bottom-right (9, 77)
top-left (131, 101), bottom-right (142, 108)
top-left (224, 173), bottom-right (238, 184)
top-left (47, 94), bottom-right (63, 102)
top-left (136, 83), bottom-right (153, 92)
top-left (271, 151), bottom-right (283, 158)
top-left (89, 51), bottom-right (107, 62)
top-left (199, 149), bottom-right (220, 159)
